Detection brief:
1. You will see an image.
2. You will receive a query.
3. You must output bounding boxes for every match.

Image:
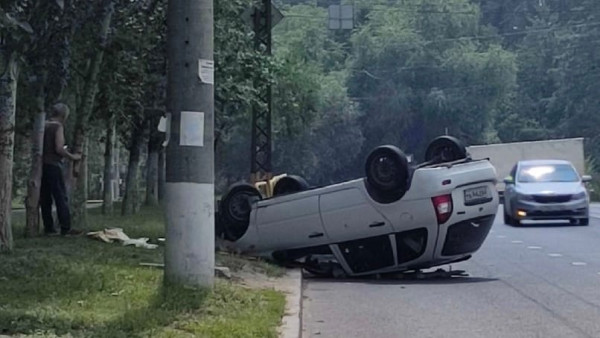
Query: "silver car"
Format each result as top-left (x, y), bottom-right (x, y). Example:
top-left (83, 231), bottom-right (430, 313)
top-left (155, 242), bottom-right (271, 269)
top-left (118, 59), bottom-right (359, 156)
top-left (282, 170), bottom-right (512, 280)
top-left (503, 160), bottom-right (592, 226)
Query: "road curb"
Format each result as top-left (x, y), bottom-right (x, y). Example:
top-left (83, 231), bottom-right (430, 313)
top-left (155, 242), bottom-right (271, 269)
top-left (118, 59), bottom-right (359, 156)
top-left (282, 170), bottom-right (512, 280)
top-left (278, 269), bottom-right (303, 338)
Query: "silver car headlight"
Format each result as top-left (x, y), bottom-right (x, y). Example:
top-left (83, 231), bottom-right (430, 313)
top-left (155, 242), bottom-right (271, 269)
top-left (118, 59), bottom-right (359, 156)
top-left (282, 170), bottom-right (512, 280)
top-left (572, 191), bottom-right (587, 200)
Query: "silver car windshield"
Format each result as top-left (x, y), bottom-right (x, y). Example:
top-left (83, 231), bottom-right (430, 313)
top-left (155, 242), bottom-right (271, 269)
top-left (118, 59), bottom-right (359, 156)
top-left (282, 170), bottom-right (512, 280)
top-left (517, 164), bottom-right (579, 183)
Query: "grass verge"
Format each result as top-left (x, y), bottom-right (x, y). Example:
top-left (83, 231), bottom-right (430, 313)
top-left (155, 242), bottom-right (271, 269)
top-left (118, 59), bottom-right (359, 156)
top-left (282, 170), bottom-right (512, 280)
top-left (1, 205), bottom-right (286, 337)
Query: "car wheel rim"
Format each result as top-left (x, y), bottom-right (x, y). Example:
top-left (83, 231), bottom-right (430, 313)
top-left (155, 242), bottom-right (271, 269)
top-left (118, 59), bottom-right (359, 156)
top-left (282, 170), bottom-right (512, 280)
top-left (370, 155), bottom-right (400, 188)
top-left (228, 192), bottom-right (253, 222)
top-left (434, 145), bottom-right (459, 162)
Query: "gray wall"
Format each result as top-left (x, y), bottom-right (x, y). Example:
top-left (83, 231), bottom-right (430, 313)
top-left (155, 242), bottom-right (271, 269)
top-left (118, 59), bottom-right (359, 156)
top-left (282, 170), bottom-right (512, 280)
top-left (467, 138), bottom-right (585, 191)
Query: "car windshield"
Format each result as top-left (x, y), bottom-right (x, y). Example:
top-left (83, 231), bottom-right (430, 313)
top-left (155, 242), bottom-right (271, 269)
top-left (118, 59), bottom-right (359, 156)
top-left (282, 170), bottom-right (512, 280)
top-left (517, 164), bottom-right (579, 183)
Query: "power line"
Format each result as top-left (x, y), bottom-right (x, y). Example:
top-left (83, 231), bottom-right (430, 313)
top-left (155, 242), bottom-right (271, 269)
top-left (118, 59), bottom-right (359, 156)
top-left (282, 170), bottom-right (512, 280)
top-left (281, 3), bottom-right (595, 18)
top-left (277, 14), bottom-right (600, 43)
top-left (273, 19), bottom-right (600, 59)
top-left (280, 3), bottom-right (595, 16)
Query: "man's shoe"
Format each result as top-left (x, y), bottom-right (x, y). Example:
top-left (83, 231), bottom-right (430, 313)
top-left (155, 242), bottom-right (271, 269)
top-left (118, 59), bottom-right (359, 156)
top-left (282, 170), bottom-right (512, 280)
top-left (61, 229), bottom-right (83, 237)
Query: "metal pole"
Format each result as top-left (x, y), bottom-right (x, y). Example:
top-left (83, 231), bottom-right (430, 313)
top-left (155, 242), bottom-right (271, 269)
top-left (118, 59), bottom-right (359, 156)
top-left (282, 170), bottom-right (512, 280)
top-left (164, 0), bottom-right (215, 287)
top-left (250, 0), bottom-right (273, 184)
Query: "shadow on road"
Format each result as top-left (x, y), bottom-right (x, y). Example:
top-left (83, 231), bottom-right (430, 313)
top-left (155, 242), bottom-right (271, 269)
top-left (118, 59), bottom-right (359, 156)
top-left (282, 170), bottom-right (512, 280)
top-left (304, 273), bottom-right (498, 286)
top-left (502, 221), bottom-right (588, 228)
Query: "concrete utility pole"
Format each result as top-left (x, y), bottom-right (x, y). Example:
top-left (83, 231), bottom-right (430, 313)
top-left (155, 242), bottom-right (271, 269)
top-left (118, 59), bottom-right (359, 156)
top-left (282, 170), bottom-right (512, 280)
top-left (165, 0), bottom-right (215, 287)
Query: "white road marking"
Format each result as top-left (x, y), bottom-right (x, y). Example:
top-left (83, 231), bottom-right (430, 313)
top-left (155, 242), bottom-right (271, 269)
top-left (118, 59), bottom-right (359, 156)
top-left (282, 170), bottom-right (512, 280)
top-left (511, 240), bottom-right (524, 244)
top-left (571, 262), bottom-right (587, 266)
top-left (497, 235), bottom-right (506, 239)
top-left (548, 253), bottom-right (563, 257)
top-left (527, 246), bottom-right (542, 250)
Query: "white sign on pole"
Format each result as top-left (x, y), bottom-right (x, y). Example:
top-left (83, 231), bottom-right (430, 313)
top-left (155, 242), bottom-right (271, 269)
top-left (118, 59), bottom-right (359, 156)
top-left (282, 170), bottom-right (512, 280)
top-left (180, 111), bottom-right (204, 147)
top-left (198, 59), bottom-right (214, 85)
top-left (157, 116), bottom-right (167, 132)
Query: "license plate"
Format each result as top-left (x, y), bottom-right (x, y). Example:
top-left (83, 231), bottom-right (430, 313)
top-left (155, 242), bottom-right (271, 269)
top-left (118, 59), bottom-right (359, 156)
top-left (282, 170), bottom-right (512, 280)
top-left (464, 186), bottom-right (492, 206)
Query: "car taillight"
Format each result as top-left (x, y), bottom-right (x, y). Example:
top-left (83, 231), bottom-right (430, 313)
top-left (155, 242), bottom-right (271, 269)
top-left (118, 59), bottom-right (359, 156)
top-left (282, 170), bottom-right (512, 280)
top-left (432, 194), bottom-right (453, 224)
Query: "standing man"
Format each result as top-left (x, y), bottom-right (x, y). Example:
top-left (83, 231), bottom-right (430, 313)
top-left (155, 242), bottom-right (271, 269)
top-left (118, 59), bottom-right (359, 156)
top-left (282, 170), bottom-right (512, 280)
top-left (41, 103), bottom-right (81, 236)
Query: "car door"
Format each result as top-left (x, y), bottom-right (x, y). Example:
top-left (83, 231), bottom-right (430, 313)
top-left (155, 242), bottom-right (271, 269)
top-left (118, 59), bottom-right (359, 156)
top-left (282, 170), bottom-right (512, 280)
top-left (319, 188), bottom-right (398, 274)
top-left (319, 188), bottom-right (393, 242)
top-left (256, 195), bottom-right (328, 251)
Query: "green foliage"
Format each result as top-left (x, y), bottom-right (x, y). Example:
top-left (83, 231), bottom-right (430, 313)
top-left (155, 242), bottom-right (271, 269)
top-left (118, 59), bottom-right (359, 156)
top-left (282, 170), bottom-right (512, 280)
top-left (487, 0), bottom-right (600, 162)
top-left (214, 0), bottom-right (277, 138)
top-left (2, 206), bottom-right (285, 337)
top-left (268, 4), bottom-right (364, 184)
top-left (213, 0), bottom-right (281, 189)
top-left (348, 0), bottom-right (516, 161)
top-left (7, 0), bottom-right (600, 205)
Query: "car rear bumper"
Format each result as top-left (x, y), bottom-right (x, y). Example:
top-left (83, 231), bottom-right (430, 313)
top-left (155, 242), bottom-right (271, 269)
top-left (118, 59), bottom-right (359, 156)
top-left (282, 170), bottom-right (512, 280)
top-left (514, 199), bottom-right (589, 220)
top-left (439, 215), bottom-right (496, 257)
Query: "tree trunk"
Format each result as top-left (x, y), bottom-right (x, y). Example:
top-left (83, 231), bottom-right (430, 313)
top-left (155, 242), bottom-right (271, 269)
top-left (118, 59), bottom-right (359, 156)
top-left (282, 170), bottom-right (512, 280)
top-left (24, 112), bottom-right (45, 237)
top-left (102, 116), bottom-right (115, 214)
top-left (158, 147), bottom-right (165, 202)
top-left (145, 111), bottom-right (163, 206)
top-left (145, 148), bottom-right (159, 206)
top-left (0, 52), bottom-right (19, 252)
top-left (122, 132), bottom-right (143, 216)
top-left (70, 0), bottom-right (114, 228)
top-left (24, 72), bottom-right (48, 237)
top-left (114, 145), bottom-right (120, 201)
top-left (71, 139), bottom-right (88, 228)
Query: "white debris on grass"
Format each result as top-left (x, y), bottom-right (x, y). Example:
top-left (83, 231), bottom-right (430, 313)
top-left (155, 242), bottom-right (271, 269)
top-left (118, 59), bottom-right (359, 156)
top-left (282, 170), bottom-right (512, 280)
top-left (86, 228), bottom-right (158, 249)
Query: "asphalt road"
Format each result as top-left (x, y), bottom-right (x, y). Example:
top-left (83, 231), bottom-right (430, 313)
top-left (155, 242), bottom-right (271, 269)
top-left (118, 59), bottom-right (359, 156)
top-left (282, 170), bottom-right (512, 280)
top-left (302, 204), bottom-right (600, 338)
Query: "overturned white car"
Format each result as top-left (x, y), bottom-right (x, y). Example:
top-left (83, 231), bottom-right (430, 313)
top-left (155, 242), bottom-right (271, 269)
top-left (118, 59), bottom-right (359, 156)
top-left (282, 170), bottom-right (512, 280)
top-left (217, 136), bottom-right (499, 277)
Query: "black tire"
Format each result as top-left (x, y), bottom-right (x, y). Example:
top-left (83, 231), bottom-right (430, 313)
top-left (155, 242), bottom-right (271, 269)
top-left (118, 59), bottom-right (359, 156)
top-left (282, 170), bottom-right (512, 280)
top-left (424, 136), bottom-right (468, 164)
top-left (220, 183), bottom-right (262, 241)
top-left (365, 145), bottom-right (410, 193)
top-left (503, 208), bottom-right (511, 225)
top-left (504, 205), bottom-right (519, 226)
top-left (273, 175), bottom-right (310, 196)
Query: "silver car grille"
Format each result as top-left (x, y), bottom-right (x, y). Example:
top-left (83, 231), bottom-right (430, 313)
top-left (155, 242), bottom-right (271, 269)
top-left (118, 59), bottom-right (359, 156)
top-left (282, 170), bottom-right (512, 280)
top-left (532, 195), bottom-right (572, 203)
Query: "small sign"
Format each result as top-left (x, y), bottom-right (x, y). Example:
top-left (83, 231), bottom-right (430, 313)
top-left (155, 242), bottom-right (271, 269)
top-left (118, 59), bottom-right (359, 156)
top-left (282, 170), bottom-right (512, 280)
top-left (198, 59), bottom-right (214, 85)
top-left (180, 111), bottom-right (204, 147)
top-left (328, 5), bottom-right (354, 30)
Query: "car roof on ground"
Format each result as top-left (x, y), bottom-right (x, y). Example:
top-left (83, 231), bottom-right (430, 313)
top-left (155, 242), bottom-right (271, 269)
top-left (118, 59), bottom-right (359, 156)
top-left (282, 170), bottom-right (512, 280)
top-left (518, 159), bottom-right (573, 166)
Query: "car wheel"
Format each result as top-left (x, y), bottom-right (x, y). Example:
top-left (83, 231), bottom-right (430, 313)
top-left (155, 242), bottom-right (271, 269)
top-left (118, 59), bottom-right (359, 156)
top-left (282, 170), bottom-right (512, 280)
top-left (503, 203), bottom-right (515, 226)
top-left (504, 207), bottom-right (520, 226)
top-left (503, 208), bottom-right (511, 225)
top-left (220, 183), bottom-right (262, 241)
top-left (365, 145), bottom-right (410, 193)
top-left (424, 136), bottom-right (468, 164)
top-left (273, 175), bottom-right (310, 196)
